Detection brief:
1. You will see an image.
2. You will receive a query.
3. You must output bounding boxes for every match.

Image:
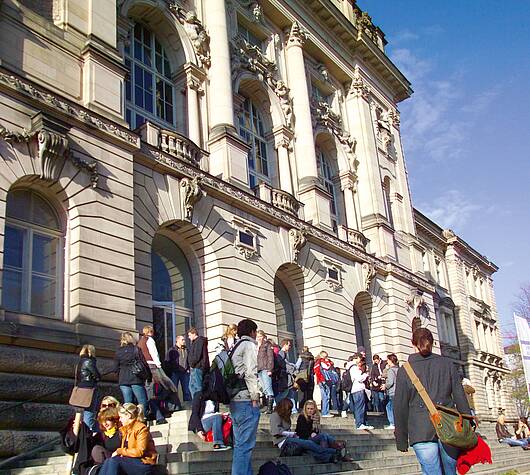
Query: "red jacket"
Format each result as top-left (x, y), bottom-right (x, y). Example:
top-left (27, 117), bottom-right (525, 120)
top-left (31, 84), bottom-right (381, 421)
top-left (314, 357), bottom-right (334, 384)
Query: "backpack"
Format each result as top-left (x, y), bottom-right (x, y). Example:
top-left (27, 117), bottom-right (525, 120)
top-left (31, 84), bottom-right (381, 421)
top-left (342, 369), bottom-right (353, 393)
top-left (202, 339), bottom-right (247, 404)
top-left (258, 461), bottom-right (293, 475)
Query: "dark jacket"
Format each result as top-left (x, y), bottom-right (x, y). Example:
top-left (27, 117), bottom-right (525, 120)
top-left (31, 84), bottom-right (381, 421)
top-left (112, 344), bottom-right (145, 385)
top-left (257, 339), bottom-right (274, 372)
top-left (295, 414), bottom-right (315, 439)
top-left (188, 335), bottom-right (210, 370)
top-left (496, 423), bottom-right (512, 441)
top-left (394, 352), bottom-right (470, 451)
top-left (95, 430), bottom-right (121, 452)
top-left (369, 360), bottom-right (387, 391)
top-left (165, 345), bottom-right (189, 373)
top-left (77, 356), bottom-right (101, 388)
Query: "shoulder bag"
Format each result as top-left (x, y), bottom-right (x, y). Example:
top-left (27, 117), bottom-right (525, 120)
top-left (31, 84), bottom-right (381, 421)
top-left (69, 363), bottom-right (95, 408)
top-left (130, 346), bottom-right (151, 381)
top-left (403, 362), bottom-right (477, 449)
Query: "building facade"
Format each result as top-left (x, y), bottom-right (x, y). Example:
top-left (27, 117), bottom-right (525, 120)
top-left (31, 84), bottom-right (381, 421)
top-left (0, 0), bottom-right (510, 454)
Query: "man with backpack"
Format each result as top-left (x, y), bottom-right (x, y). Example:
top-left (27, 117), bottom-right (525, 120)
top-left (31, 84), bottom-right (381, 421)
top-left (230, 319), bottom-right (260, 475)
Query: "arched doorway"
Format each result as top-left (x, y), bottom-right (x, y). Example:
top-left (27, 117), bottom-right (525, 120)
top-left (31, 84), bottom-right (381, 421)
top-left (151, 233), bottom-right (194, 356)
top-left (353, 293), bottom-right (372, 361)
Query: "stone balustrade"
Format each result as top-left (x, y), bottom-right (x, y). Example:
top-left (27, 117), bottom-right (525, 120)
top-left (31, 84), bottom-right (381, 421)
top-left (346, 227), bottom-right (369, 250)
top-left (271, 188), bottom-right (302, 217)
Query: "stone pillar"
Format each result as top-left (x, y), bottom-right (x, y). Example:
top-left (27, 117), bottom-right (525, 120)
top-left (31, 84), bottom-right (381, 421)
top-left (339, 171), bottom-right (359, 230)
top-left (206, 0), bottom-right (235, 130)
top-left (183, 63), bottom-right (206, 147)
top-left (271, 126), bottom-right (294, 194)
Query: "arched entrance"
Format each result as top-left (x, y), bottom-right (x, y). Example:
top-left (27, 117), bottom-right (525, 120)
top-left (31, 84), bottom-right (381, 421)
top-left (151, 233), bottom-right (194, 356)
top-left (353, 293), bottom-right (373, 361)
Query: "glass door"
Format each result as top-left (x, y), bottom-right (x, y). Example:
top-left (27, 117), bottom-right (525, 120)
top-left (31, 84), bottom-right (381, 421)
top-left (152, 301), bottom-right (176, 359)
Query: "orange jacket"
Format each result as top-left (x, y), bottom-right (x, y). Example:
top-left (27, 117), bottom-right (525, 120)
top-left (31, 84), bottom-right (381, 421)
top-left (117, 420), bottom-right (157, 464)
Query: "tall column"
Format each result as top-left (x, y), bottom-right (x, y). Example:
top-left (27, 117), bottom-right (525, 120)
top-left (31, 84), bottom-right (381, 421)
top-left (183, 63), bottom-right (205, 147)
top-left (206, 0), bottom-right (235, 130)
top-left (271, 126), bottom-right (294, 194)
top-left (285, 22), bottom-right (318, 183)
top-left (339, 171), bottom-right (359, 230)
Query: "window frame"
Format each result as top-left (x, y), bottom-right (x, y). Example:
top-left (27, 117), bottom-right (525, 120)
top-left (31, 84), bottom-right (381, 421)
top-left (317, 148), bottom-right (339, 232)
top-left (3, 196), bottom-right (64, 319)
top-left (124, 23), bottom-right (176, 130)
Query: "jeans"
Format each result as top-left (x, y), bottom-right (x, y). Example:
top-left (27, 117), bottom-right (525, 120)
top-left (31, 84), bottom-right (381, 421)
top-left (120, 384), bottom-right (149, 417)
top-left (171, 371), bottom-right (191, 401)
top-left (311, 432), bottom-right (335, 447)
top-left (258, 370), bottom-right (274, 398)
top-left (189, 368), bottom-right (203, 399)
top-left (230, 401), bottom-right (260, 475)
top-left (352, 390), bottom-right (366, 428)
top-left (319, 383), bottom-right (330, 416)
top-left (371, 390), bottom-right (386, 412)
top-left (412, 440), bottom-right (458, 475)
top-left (330, 384), bottom-right (340, 412)
top-left (283, 438), bottom-right (337, 463)
top-left (342, 393), bottom-right (353, 413)
top-left (202, 414), bottom-right (224, 445)
top-left (501, 438), bottom-right (529, 447)
top-left (99, 456), bottom-right (153, 475)
top-left (386, 396), bottom-right (394, 426)
top-left (83, 389), bottom-right (99, 433)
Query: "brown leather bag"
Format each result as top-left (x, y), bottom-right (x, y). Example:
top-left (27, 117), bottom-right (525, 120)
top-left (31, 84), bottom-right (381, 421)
top-left (69, 363), bottom-right (95, 408)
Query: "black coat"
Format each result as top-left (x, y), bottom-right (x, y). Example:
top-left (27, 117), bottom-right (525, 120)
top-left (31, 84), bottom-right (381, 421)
top-left (77, 357), bottom-right (100, 388)
top-left (112, 344), bottom-right (145, 386)
top-left (188, 336), bottom-right (210, 370)
top-left (394, 352), bottom-right (470, 451)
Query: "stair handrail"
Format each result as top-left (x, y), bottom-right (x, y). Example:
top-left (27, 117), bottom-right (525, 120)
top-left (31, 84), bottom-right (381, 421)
top-left (0, 436), bottom-right (61, 469)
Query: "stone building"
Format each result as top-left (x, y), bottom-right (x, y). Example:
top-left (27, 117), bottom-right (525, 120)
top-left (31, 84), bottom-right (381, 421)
top-left (0, 0), bottom-right (510, 454)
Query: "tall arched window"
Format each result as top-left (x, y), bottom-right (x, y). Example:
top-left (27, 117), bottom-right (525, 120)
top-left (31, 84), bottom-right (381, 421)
top-left (2, 190), bottom-right (63, 318)
top-left (125, 23), bottom-right (175, 129)
top-left (317, 148), bottom-right (338, 232)
top-left (382, 177), bottom-right (394, 227)
top-left (237, 97), bottom-right (270, 189)
top-left (274, 276), bottom-right (296, 361)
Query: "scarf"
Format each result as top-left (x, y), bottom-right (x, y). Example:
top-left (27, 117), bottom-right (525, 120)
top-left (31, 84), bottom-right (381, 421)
top-left (104, 426), bottom-right (117, 438)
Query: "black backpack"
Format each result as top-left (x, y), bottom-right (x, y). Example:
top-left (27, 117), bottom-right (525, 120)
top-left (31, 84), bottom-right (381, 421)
top-left (258, 461), bottom-right (293, 475)
top-left (342, 369), bottom-right (353, 393)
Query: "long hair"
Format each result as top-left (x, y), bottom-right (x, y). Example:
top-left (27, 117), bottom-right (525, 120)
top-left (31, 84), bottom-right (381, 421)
top-left (412, 328), bottom-right (434, 356)
top-left (275, 398), bottom-right (293, 423)
top-left (119, 402), bottom-right (145, 423)
top-left (120, 332), bottom-right (136, 347)
top-left (79, 344), bottom-right (96, 358)
top-left (223, 323), bottom-right (238, 340)
top-left (302, 400), bottom-right (320, 420)
top-left (98, 407), bottom-right (120, 430)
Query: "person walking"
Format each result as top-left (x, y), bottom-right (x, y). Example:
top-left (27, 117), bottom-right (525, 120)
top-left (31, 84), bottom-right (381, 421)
top-left (256, 330), bottom-right (275, 414)
top-left (187, 327), bottom-right (210, 399)
top-left (77, 344), bottom-right (101, 433)
top-left (382, 353), bottom-right (398, 430)
top-left (165, 335), bottom-right (192, 402)
top-left (113, 332), bottom-right (149, 414)
top-left (369, 354), bottom-right (386, 413)
top-left (347, 354), bottom-right (373, 430)
top-left (230, 319), bottom-right (261, 475)
top-left (394, 328), bottom-right (472, 474)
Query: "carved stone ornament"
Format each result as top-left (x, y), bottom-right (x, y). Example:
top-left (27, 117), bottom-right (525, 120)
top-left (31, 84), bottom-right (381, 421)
top-left (388, 109), bottom-right (401, 129)
top-left (286, 22), bottom-right (307, 48)
top-left (168, 2), bottom-right (211, 68)
top-left (231, 37), bottom-right (294, 128)
top-left (0, 124), bottom-right (30, 143)
top-left (362, 262), bottom-right (377, 291)
top-left (373, 107), bottom-right (393, 154)
top-left (442, 228), bottom-right (457, 241)
top-left (406, 288), bottom-right (430, 323)
top-left (289, 228), bottom-right (307, 262)
top-left (180, 176), bottom-right (205, 221)
top-left (349, 65), bottom-right (371, 99)
top-left (354, 9), bottom-right (378, 43)
top-left (235, 0), bottom-right (263, 23)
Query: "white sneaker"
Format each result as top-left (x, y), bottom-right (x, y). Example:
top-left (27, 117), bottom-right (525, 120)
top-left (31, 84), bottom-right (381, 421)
top-left (213, 444), bottom-right (231, 451)
top-left (341, 411), bottom-right (347, 418)
top-left (322, 414), bottom-right (334, 418)
top-left (357, 424), bottom-right (374, 430)
top-left (384, 425), bottom-right (395, 430)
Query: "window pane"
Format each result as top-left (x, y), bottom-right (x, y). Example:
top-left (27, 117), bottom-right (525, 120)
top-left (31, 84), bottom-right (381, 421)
top-left (31, 275), bottom-right (56, 317)
top-left (6, 190), bottom-right (30, 222)
top-left (31, 194), bottom-right (59, 229)
top-left (2, 269), bottom-right (22, 312)
top-left (32, 234), bottom-right (57, 275)
top-left (4, 226), bottom-right (24, 268)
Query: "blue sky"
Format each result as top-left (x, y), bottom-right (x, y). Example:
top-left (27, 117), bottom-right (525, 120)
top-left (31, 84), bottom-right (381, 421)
top-left (357, 1), bottom-right (530, 339)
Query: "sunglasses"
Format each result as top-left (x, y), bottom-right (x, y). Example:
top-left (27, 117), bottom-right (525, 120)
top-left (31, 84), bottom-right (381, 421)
top-left (101, 403), bottom-right (117, 408)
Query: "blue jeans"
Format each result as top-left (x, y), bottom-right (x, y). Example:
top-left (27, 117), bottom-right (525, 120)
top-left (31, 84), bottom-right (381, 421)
top-left (311, 432), bottom-right (335, 446)
top-left (386, 396), bottom-right (394, 426)
top-left (202, 414), bottom-right (224, 445)
top-left (99, 456), bottom-right (153, 475)
top-left (342, 393), bottom-right (353, 413)
top-left (412, 440), bottom-right (458, 475)
top-left (83, 389), bottom-right (99, 433)
top-left (330, 384), bottom-right (340, 412)
top-left (372, 390), bottom-right (385, 412)
top-left (501, 438), bottom-right (529, 447)
top-left (352, 390), bottom-right (366, 428)
top-left (283, 438), bottom-right (337, 463)
top-left (319, 383), bottom-right (330, 415)
top-left (171, 371), bottom-right (191, 401)
top-left (230, 401), bottom-right (260, 475)
top-left (120, 384), bottom-right (149, 416)
top-left (258, 370), bottom-right (274, 398)
top-left (189, 368), bottom-right (203, 399)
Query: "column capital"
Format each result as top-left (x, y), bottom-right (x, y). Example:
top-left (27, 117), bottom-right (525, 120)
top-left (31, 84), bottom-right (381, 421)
top-left (286, 22), bottom-right (308, 48)
top-left (268, 125), bottom-right (294, 150)
top-left (337, 170), bottom-right (358, 192)
top-left (182, 62), bottom-right (207, 93)
top-left (348, 65), bottom-right (371, 99)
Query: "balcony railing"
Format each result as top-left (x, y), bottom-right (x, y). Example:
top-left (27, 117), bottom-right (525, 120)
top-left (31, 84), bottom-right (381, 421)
top-left (271, 188), bottom-right (301, 217)
top-left (345, 226), bottom-right (369, 251)
top-left (138, 122), bottom-right (206, 169)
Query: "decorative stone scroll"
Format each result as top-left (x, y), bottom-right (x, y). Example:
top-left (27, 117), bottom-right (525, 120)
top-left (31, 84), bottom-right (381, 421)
top-left (349, 65), bottom-right (371, 99)
top-left (168, 2), bottom-right (211, 68)
top-left (362, 262), bottom-right (377, 291)
top-left (289, 228), bottom-right (307, 262)
top-left (180, 176), bottom-right (205, 221)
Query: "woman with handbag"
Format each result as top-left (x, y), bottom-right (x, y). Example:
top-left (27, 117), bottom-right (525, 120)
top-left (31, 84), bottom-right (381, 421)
top-left (76, 344), bottom-right (101, 433)
top-left (113, 332), bottom-right (149, 413)
top-left (394, 328), bottom-right (472, 475)
top-left (99, 403), bottom-right (157, 475)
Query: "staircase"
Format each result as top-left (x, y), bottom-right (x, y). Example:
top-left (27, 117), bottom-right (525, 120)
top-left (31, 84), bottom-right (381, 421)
top-left (1, 411), bottom-right (530, 475)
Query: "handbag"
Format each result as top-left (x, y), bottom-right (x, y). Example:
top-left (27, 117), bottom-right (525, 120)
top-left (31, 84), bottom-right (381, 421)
top-left (69, 364), bottom-right (95, 408)
top-left (130, 346), bottom-right (151, 381)
top-left (403, 362), bottom-right (477, 449)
